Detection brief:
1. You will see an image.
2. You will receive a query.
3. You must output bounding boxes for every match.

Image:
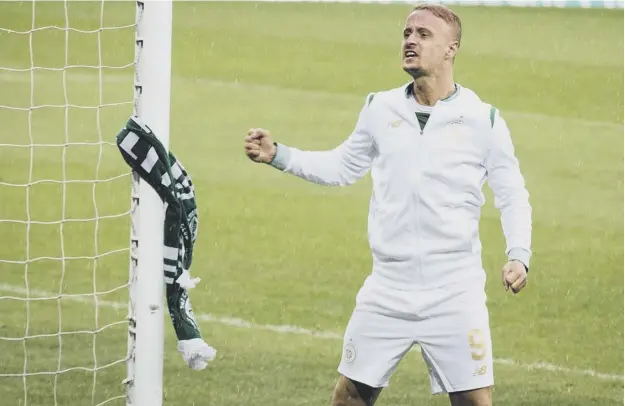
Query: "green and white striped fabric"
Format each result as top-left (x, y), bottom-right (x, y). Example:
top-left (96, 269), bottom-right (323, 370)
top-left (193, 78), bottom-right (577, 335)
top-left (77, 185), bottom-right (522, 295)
top-left (116, 116), bottom-right (203, 342)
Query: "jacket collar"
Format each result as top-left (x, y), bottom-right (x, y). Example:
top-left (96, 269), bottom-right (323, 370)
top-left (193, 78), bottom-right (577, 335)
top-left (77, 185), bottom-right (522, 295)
top-left (404, 82), bottom-right (460, 103)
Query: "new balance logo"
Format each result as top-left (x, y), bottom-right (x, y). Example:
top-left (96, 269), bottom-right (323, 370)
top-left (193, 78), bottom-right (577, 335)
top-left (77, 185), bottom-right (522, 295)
top-left (473, 365), bottom-right (488, 376)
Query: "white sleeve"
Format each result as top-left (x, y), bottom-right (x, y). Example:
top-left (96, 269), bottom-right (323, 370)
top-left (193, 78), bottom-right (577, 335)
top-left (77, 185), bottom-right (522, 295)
top-left (267, 96), bottom-right (376, 187)
top-left (485, 109), bottom-right (533, 268)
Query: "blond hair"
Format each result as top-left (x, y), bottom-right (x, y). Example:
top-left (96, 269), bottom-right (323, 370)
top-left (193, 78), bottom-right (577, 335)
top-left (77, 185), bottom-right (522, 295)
top-left (413, 3), bottom-right (462, 48)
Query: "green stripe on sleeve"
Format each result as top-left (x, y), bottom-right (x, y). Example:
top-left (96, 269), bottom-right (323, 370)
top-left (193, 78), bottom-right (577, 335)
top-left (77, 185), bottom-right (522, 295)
top-left (490, 106), bottom-right (497, 128)
top-left (367, 93), bottom-right (375, 106)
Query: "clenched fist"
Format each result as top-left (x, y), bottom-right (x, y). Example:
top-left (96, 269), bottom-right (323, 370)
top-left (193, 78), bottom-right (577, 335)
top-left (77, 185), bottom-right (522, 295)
top-left (244, 128), bottom-right (277, 164)
top-left (502, 260), bottom-right (528, 294)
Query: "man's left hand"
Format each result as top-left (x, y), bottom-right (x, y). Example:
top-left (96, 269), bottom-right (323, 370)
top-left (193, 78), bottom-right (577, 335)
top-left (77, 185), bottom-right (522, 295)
top-left (502, 260), bottom-right (527, 294)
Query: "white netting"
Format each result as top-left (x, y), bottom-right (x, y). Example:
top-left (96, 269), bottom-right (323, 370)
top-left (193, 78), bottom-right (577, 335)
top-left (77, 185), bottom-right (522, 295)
top-left (0, 1), bottom-right (139, 404)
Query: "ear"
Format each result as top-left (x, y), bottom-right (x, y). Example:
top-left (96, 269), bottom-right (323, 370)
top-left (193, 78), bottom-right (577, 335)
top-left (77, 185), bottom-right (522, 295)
top-left (446, 41), bottom-right (459, 60)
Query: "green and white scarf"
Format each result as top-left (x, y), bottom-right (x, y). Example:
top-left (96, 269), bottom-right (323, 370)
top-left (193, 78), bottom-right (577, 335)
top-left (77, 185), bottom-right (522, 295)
top-left (116, 116), bottom-right (202, 342)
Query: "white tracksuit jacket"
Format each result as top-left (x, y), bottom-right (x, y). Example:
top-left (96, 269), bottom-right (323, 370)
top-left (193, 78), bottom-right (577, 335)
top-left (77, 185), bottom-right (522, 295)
top-left (269, 83), bottom-right (532, 290)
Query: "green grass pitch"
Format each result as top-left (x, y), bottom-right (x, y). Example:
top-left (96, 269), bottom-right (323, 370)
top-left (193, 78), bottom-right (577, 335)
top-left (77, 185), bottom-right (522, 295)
top-left (0, 1), bottom-right (622, 405)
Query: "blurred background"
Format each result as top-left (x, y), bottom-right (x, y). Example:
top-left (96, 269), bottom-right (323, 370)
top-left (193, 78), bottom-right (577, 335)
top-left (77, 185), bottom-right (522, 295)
top-left (0, 1), bottom-right (623, 405)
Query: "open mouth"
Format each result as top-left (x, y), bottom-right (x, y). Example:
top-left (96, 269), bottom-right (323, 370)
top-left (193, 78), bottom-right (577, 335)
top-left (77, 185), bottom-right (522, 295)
top-left (404, 50), bottom-right (417, 58)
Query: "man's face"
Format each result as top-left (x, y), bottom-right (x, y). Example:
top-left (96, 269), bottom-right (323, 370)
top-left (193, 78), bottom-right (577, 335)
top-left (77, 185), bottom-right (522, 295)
top-left (401, 10), bottom-right (456, 78)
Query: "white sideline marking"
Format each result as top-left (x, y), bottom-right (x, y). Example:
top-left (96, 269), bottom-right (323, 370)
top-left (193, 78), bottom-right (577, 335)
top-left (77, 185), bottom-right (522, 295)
top-left (0, 284), bottom-right (622, 382)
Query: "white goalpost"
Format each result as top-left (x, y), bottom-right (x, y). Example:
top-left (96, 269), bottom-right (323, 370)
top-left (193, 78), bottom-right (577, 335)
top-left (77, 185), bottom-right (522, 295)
top-left (0, 1), bottom-right (172, 405)
top-left (128, 1), bottom-right (172, 405)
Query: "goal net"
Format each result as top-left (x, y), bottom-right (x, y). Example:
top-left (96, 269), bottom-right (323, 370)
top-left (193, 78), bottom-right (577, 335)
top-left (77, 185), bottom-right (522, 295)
top-left (0, 1), bottom-right (171, 405)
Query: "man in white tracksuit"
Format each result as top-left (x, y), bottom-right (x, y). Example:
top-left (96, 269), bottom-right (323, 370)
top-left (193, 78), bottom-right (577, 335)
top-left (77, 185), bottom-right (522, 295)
top-left (244, 4), bottom-right (531, 406)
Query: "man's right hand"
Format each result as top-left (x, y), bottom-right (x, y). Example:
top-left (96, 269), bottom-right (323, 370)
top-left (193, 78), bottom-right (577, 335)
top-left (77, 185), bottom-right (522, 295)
top-left (244, 128), bottom-right (276, 164)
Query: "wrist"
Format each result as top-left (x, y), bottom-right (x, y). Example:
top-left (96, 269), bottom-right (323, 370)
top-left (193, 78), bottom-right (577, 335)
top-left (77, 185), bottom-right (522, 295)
top-left (509, 259), bottom-right (528, 272)
top-left (267, 142), bottom-right (278, 164)
top-left (266, 142), bottom-right (290, 170)
top-left (508, 248), bottom-right (530, 272)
